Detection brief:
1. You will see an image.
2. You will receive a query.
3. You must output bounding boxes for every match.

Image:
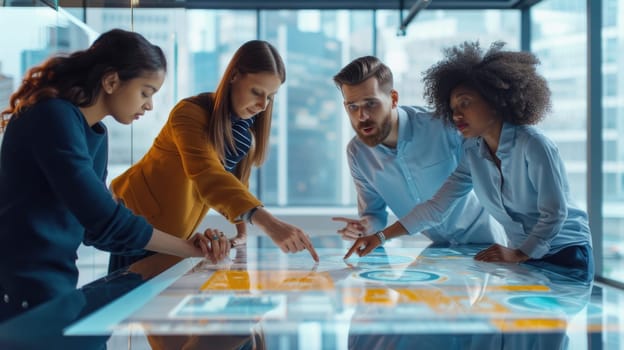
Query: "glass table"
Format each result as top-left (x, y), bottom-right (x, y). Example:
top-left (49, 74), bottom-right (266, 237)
top-left (2, 234), bottom-right (622, 349)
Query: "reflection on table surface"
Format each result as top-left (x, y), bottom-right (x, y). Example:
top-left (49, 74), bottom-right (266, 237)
top-left (2, 234), bottom-right (623, 349)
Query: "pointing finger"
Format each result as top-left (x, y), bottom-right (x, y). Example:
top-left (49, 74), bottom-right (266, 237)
top-left (344, 240), bottom-right (360, 259)
top-left (332, 217), bottom-right (361, 224)
top-left (300, 236), bottom-right (319, 262)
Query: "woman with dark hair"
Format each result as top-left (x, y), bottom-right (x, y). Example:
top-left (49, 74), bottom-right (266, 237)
top-left (108, 39), bottom-right (318, 274)
top-left (345, 41), bottom-right (592, 276)
top-left (0, 29), bottom-right (226, 322)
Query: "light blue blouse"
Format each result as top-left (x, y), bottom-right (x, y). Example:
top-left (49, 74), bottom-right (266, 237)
top-left (347, 106), bottom-right (505, 245)
top-left (400, 122), bottom-right (591, 259)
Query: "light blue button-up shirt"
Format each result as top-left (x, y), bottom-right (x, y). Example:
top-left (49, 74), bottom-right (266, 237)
top-left (347, 106), bottom-right (505, 245)
top-left (401, 122), bottom-right (591, 258)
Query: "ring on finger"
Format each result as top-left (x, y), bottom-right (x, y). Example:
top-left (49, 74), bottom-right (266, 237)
top-left (212, 234), bottom-right (220, 241)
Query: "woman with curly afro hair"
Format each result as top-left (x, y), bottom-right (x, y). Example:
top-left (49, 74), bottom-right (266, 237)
top-left (345, 41), bottom-right (593, 279)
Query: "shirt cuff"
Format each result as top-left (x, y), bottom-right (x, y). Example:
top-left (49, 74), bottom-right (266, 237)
top-left (362, 215), bottom-right (384, 235)
top-left (398, 215), bottom-right (427, 236)
top-left (518, 235), bottom-right (551, 259)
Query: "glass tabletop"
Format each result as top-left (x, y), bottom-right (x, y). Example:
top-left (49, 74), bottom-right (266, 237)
top-left (68, 235), bottom-right (619, 349)
top-left (1, 234), bottom-right (622, 349)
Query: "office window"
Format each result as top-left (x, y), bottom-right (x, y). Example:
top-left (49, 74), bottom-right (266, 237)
top-left (84, 9), bottom-right (258, 181)
top-left (258, 10), bottom-right (373, 206)
top-left (604, 37), bottom-right (617, 64)
top-left (85, 8), bottom-right (370, 207)
top-left (375, 10), bottom-right (520, 106)
top-left (604, 140), bottom-right (617, 162)
top-left (605, 0), bottom-right (618, 28)
top-left (531, 1), bottom-right (587, 207)
top-left (604, 73), bottom-right (617, 97)
top-left (601, 0), bottom-right (624, 282)
top-left (0, 7), bottom-right (96, 117)
top-left (604, 107), bottom-right (617, 129)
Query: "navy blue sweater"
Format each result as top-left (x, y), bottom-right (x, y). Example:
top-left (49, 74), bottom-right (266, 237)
top-left (0, 99), bottom-right (152, 314)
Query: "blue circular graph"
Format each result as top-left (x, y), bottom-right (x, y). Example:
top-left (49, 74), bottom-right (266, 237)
top-left (506, 296), bottom-right (586, 314)
top-left (358, 269), bottom-right (442, 283)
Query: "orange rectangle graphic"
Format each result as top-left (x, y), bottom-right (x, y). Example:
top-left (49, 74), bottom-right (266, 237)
top-left (200, 270), bottom-right (335, 291)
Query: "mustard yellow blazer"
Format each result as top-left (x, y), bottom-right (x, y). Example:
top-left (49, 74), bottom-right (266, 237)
top-left (110, 94), bottom-right (262, 240)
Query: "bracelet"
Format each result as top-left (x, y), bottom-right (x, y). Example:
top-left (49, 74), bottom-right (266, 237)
top-left (245, 205), bottom-right (262, 225)
top-left (374, 230), bottom-right (387, 245)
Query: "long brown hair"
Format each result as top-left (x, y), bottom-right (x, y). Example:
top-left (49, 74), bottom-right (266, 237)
top-left (1, 29), bottom-right (166, 132)
top-left (209, 40), bottom-right (286, 184)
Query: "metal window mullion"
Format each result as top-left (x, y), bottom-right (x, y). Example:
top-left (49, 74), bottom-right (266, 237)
top-left (587, 0), bottom-right (603, 275)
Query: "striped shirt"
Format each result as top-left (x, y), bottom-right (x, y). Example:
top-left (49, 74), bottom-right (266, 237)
top-left (224, 115), bottom-right (255, 172)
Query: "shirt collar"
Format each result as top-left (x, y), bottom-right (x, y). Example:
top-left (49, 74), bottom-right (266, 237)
top-left (396, 107), bottom-right (411, 147)
top-left (477, 121), bottom-right (515, 160)
top-left (231, 114), bottom-right (256, 127)
top-left (496, 122), bottom-right (516, 158)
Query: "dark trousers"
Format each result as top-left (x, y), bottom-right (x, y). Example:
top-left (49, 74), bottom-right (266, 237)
top-left (525, 244), bottom-right (594, 283)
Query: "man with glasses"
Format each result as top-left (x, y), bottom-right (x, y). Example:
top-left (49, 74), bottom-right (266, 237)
top-left (332, 56), bottom-right (504, 247)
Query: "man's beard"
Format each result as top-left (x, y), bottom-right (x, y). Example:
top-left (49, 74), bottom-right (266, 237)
top-left (356, 117), bottom-right (392, 147)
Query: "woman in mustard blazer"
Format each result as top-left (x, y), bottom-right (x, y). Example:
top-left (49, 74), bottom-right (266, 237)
top-left (109, 40), bottom-right (318, 273)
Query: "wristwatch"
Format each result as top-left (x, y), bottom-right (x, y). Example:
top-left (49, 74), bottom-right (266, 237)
top-left (374, 230), bottom-right (387, 246)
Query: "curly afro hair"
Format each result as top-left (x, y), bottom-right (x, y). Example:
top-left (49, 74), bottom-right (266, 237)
top-left (422, 41), bottom-right (551, 126)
